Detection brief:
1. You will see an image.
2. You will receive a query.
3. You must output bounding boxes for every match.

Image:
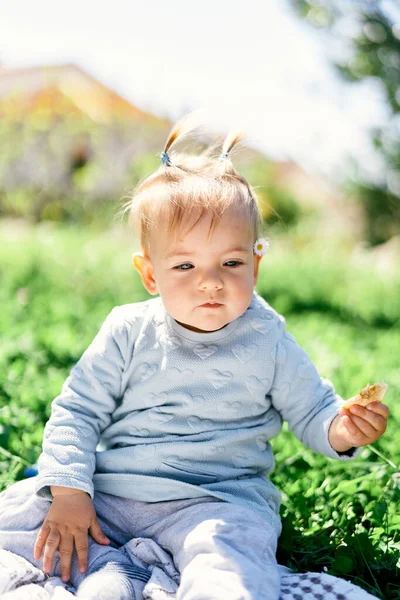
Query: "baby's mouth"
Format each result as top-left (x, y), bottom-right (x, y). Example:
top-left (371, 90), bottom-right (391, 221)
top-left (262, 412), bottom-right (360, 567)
top-left (200, 302), bottom-right (223, 308)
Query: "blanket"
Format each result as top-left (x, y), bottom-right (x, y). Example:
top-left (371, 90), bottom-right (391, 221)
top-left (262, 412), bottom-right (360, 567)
top-left (0, 538), bottom-right (379, 599)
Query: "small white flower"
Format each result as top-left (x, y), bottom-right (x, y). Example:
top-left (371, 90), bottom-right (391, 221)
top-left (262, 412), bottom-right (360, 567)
top-left (253, 238), bottom-right (270, 256)
top-left (323, 566), bottom-right (328, 572)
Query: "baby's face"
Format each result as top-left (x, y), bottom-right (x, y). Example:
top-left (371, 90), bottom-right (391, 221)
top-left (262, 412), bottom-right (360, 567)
top-left (146, 207), bottom-right (260, 333)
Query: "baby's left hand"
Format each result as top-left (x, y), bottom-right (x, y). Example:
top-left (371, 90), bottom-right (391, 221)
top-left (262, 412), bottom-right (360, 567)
top-left (329, 402), bottom-right (390, 452)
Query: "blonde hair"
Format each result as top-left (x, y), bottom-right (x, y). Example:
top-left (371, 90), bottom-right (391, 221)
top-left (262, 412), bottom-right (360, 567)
top-left (121, 117), bottom-right (263, 252)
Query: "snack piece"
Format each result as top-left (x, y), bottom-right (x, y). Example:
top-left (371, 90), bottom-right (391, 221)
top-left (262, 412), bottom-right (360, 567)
top-left (341, 382), bottom-right (388, 410)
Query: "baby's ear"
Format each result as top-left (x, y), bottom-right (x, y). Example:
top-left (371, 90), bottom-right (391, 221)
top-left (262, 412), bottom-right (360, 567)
top-left (253, 254), bottom-right (262, 285)
top-left (132, 252), bottom-right (158, 295)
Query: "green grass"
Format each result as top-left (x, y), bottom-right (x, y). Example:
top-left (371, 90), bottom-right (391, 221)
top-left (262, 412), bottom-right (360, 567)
top-left (0, 220), bottom-right (399, 598)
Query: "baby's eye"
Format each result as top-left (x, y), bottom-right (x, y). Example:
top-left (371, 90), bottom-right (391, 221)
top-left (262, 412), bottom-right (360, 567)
top-left (174, 263), bottom-right (194, 270)
top-left (224, 261), bottom-right (243, 267)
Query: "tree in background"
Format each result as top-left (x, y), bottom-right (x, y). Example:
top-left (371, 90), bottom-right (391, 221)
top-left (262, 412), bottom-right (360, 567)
top-left (290, 0), bottom-right (400, 244)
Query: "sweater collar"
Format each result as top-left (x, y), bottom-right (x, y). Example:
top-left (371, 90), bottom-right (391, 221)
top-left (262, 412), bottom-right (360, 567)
top-left (159, 301), bottom-right (243, 342)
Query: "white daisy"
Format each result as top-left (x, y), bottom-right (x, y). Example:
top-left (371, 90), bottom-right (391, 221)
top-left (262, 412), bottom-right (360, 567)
top-left (253, 238), bottom-right (270, 256)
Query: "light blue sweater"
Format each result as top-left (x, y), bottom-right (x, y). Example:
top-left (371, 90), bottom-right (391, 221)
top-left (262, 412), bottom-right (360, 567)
top-left (35, 292), bottom-right (360, 535)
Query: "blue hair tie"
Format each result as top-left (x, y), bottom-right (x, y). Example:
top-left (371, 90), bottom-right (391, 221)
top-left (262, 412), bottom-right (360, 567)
top-left (219, 151), bottom-right (229, 161)
top-left (160, 151), bottom-right (172, 166)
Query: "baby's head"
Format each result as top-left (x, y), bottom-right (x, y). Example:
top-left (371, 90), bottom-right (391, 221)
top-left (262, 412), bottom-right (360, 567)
top-left (125, 119), bottom-right (267, 333)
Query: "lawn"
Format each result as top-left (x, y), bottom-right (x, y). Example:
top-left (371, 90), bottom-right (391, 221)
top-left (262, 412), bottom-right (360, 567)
top-left (0, 219), bottom-right (399, 598)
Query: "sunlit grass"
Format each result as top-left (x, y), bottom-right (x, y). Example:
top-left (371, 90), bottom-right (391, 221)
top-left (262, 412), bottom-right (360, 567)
top-left (1, 220), bottom-right (399, 598)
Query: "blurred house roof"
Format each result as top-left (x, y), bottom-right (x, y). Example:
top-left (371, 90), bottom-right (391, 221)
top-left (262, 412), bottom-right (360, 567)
top-left (0, 63), bottom-right (168, 125)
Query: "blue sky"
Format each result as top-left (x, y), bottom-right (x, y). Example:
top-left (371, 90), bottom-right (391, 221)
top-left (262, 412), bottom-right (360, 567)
top-left (0, 0), bottom-right (391, 181)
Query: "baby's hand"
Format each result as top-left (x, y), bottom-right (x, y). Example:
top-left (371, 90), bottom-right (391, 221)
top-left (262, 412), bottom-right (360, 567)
top-left (329, 402), bottom-right (390, 452)
top-left (34, 487), bottom-right (110, 583)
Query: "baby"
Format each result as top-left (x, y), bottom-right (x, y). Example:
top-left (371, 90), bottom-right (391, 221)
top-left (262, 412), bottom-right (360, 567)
top-left (0, 119), bottom-right (389, 600)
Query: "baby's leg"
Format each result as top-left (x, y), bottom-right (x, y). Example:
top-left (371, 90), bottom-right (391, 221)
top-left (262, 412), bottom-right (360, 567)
top-left (0, 478), bottom-right (149, 599)
top-left (74, 491), bottom-right (151, 599)
top-left (0, 478), bottom-right (51, 571)
top-left (138, 498), bottom-right (280, 600)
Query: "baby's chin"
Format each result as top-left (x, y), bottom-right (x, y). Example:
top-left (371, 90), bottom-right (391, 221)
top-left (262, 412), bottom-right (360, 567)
top-left (175, 308), bottom-right (245, 333)
top-left (175, 317), bottom-right (230, 334)
top-left (167, 301), bottom-right (251, 333)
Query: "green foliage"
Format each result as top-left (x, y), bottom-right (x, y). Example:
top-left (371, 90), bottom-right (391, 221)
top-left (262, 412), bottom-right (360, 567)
top-left (343, 180), bottom-right (400, 246)
top-left (0, 114), bottom-right (167, 226)
top-left (241, 157), bottom-right (307, 227)
top-left (1, 222), bottom-right (399, 598)
top-left (289, 0), bottom-right (400, 244)
top-left (257, 237), bottom-right (400, 327)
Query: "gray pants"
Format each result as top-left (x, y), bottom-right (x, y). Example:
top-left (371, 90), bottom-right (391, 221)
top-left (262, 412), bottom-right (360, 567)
top-left (0, 478), bottom-right (280, 600)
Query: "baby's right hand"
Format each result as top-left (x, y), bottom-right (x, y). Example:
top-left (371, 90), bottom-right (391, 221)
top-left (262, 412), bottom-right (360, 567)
top-left (34, 486), bottom-right (110, 582)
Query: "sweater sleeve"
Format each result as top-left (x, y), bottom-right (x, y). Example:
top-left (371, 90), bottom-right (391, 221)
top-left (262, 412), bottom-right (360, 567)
top-left (269, 317), bottom-right (362, 461)
top-left (35, 306), bottom-right (130, 500)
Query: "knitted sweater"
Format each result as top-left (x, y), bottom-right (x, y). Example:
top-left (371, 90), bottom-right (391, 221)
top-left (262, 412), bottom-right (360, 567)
top-left (35, 292), bottom-right (360, 535)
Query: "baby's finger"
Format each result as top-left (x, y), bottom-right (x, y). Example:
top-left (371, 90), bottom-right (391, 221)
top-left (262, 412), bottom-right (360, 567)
top-left (366, 402), bottom-right (390, 419)
top-left (363, 409), bottom-right (388, 433)
top-left (346, 413), bottom-right (376, 439)
top-left (42, 528), bottom-right (61, 574)
top-left (34, 524), bottom-right (50, 560)
top-left (74, 530), bottom-right (89, 575)
top-left (59, 531), bottom-right (74, 583)
top-left (341, 414), bottom-right (359, 436)
top-left (349, 405), bottom-right (387, 432)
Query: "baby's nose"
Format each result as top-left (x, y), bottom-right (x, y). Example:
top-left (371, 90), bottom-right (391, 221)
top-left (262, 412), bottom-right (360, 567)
top-left (199, 270), bottom-right (223, 290)
top-left (201, 282), bottom-right (223, 290)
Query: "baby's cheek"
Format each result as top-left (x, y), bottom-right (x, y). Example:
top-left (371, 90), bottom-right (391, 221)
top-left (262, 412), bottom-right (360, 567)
top-left (235, 280), bottom-right (254, 305)
top-left (162, 284), bottom-right (190, 315)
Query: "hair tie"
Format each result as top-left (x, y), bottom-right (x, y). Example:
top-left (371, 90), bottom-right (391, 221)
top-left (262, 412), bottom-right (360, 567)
top-left (160, 151), bottom-right (172, 166)
top-left (219, 151), bottom-right (229, 161)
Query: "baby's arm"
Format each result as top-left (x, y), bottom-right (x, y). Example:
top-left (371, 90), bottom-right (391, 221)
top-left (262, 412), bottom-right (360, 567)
top-left (35, 306), bottom-right (129, 499)
top-left (269, 320), bottom-right (360, 459)
top-left (34, 307), bottom-right (130, 578)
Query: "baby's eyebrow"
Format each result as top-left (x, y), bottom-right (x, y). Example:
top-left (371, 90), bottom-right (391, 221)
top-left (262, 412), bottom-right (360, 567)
top-left (165, 246), bottom-right (250, 259)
